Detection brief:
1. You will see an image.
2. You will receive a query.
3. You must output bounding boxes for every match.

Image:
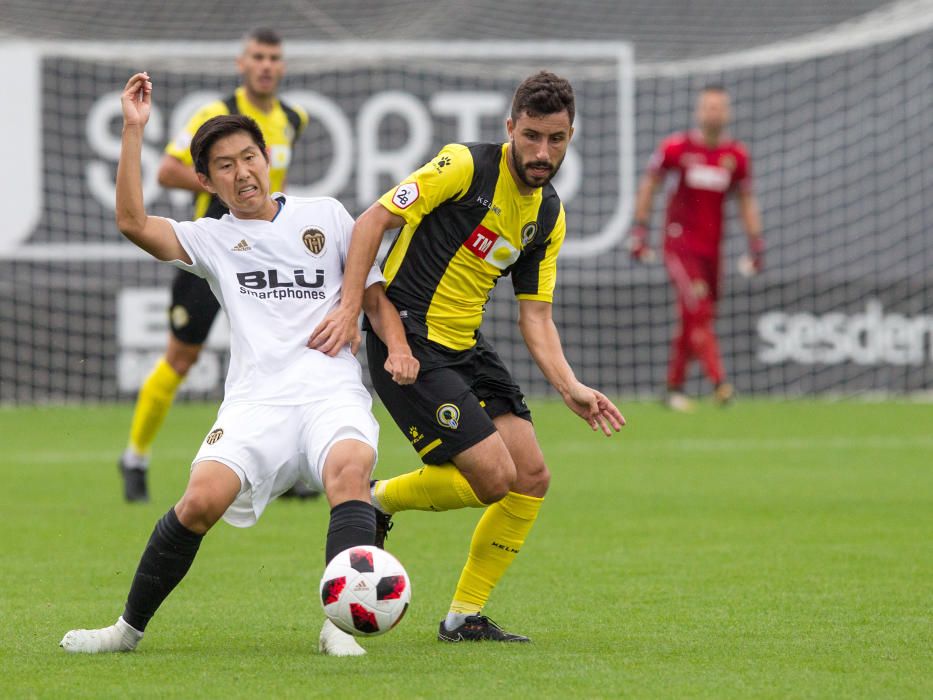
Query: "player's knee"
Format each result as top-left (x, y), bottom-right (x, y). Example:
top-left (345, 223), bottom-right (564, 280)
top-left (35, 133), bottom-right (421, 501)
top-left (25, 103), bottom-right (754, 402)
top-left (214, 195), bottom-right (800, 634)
top-left (165, 341), bottom-right (202, 376)
top-left (472, 461), bottom-right (515, 504)
top-left (174, 490), bottom-right (222, 533)
top-left (514, 455), bottom-right (550, 497)
top-left (327, 458), bottom-right (372, 491)
top-left (323, 443), bottom-right (376, 503)
top-left (527, 460), bottom-right (551, 493)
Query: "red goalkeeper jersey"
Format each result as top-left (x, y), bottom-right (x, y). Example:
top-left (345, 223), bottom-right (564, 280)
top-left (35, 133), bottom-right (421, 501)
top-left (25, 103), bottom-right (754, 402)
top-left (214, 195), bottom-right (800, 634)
top-left (648, 130), bottom-right (751, 258)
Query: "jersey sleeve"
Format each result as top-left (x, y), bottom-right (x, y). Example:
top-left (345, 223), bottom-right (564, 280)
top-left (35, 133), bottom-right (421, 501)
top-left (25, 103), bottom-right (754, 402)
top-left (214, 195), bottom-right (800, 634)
top-left (167, 218), bottom-right (214, 280)
top-left (377, 144), bottom-right (475, 225)
top-left (293, 103), bottom-right (310, 138)
top-left (164, 101), bottom-right (228, 166)
top-left (333, 199), bottom-right (385, 289)
top-left (512, 204), bottom-right (566, 303)
top-left (647, 135), bottom-right (681, 175)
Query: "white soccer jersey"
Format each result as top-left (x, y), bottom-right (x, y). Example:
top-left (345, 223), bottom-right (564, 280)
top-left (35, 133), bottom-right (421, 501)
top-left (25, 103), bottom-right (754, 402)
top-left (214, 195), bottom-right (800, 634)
top-left (169, 194), bottom-right (383, 407)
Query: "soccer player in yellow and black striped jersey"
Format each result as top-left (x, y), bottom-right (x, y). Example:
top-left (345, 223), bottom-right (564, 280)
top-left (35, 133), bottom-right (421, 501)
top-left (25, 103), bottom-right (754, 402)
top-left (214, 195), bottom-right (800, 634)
top-left (119, 28), bottom-right (309, 502)
top-left (310, 71), bottom-right (626, 642)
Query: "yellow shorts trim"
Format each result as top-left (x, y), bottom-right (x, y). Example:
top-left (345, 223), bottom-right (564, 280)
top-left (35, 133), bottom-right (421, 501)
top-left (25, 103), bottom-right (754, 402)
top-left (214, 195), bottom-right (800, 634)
top-left (418, 438), bottom-right (443, 458)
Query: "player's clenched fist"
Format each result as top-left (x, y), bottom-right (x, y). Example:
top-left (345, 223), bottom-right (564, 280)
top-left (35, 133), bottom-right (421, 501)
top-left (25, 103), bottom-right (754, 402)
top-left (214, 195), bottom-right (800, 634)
top-left (121, 72), bottom-right (152, 127)
top-left (385, 350), bottom-right (419, 386)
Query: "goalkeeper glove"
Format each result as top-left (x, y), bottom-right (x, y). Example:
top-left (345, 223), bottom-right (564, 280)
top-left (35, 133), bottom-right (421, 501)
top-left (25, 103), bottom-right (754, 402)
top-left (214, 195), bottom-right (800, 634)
top-left (629, 223), bottom-right (654, 262)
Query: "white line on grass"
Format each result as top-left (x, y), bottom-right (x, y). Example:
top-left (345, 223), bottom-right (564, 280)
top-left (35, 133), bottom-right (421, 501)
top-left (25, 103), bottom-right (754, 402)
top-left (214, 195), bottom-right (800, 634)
top-left (10, 449), bottom-right (196, 465)
top-left (11, 436), bottom-right (933, 465)
top-left (548, 435), bottom-right (933, 453)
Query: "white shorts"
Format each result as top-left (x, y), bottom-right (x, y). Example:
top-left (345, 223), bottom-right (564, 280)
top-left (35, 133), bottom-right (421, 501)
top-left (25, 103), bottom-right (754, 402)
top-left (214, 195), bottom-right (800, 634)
top-left (191, 387), bottom-right (379, 528)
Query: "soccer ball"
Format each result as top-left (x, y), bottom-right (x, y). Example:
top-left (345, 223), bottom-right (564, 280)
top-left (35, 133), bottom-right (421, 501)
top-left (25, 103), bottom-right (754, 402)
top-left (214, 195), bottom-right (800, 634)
top-left (320, 545), bottom-right (411, 637)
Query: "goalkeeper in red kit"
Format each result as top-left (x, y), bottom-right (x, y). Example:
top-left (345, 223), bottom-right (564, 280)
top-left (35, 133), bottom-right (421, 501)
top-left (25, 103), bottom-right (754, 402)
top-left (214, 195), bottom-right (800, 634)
top-left (630, 85), bottom-right (763, 411)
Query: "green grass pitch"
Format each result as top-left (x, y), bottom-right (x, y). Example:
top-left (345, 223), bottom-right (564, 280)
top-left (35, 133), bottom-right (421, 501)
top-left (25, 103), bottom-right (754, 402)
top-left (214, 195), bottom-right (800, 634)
top-left (1, 399), bottom-right (931, 698)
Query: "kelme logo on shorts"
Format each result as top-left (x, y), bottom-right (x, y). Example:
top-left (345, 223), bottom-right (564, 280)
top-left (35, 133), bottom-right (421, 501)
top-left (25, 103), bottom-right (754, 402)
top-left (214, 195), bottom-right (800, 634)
top-left (205, 428), bottom-right (224, 445)
top-left (435, 403), bottom-right (460, 430)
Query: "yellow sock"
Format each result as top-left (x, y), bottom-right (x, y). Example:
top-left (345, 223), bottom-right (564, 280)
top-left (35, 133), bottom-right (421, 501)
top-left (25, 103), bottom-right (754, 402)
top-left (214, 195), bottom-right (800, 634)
top-left (375, 463), bottom-right (485, 514)
top-left (449, 491), bottom-right (544, 614)
top-left (127, 357), bottom-right (184, 455)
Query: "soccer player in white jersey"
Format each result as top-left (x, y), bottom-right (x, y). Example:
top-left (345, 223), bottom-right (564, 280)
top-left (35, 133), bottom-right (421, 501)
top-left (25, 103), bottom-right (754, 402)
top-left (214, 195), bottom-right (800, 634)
top-left (60, 73), bottom-right (419, 657)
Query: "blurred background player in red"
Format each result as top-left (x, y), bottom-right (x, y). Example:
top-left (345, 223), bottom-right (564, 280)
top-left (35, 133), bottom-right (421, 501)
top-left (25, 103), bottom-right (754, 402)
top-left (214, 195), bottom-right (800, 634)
top-left (630, 85), bottom-right (764, 411)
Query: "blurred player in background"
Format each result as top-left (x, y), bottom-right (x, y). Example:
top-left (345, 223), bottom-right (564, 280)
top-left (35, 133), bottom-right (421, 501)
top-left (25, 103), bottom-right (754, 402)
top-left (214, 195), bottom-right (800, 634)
top-left (630, 85), bottom-right (764, 411)
top-left (309, 71), bottom-right (625, 643)
top-left (119, 28), bottom-right (312, 501)
top-left (63, 74), bottom-right (418, 657)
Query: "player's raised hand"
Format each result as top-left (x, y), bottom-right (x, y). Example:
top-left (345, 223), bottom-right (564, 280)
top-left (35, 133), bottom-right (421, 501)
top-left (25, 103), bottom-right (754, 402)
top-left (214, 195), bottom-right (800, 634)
top-left (384, 348), bottom-right (419, 385)
top-left (308, 306), bottom-right (361, 356)
top-left (121, 73), bottom-right (152, 128)
top-left (562, 382), bottom-right (625, 436)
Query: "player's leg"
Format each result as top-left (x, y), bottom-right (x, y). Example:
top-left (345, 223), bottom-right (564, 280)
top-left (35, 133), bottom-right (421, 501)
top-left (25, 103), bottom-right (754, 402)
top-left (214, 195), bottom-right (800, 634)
top-left (664, 251), bottom-right (701, 411)
top-left (441, 415), bottom-right (542, 642)
top-left (366, 332), bottom-right (502, 517)
top-left (306, 398), bottom-right (380, 656)
top-left (317, 441), bottom-right (377, 657)
top-left (696, 257), bottom-right (732, 403)
top-left (684, 256), bottom-right (728, 397)
top-left (320, 439), bottom-right (377, 560)
top-left (61, 460), bottom-right (241, 653)
top-left (440, 340), bottom-right (541, 642)
top-left (119, 270), bottom-right (218, 502)
top-left (376, 434), bottom-right (514, 513)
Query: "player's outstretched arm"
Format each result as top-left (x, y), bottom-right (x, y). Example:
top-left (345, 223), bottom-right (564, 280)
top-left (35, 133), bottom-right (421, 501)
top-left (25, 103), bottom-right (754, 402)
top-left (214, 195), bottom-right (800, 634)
top-left (115, 73), bottom-right (189, 263)
top-left (362, 284), bottom-right (419, 385)
top-left (738, 189), bottom-right (764, 274)
top-left (308, 202), bottom-right (404, 356)
top-left (518, 299), bottom-right (625, 436)
top-left (629, 172), bottom-right (661, 263)
top-left (157, 154), bottom-right (207, 193)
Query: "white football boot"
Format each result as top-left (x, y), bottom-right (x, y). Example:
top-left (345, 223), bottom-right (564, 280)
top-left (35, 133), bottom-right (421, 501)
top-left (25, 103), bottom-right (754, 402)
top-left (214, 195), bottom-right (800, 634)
top-left (666, 391), bottom-right (695, 413)
top-left (60, 616), bottom-right (143, 653)
top-left (318, 619), bottom-right (366, 657)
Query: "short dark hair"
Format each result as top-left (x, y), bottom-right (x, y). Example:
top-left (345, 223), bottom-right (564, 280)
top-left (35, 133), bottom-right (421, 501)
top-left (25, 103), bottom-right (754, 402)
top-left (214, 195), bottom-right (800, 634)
top-left (701, 84), bottom-right (728, 95)
top-left (190, 114), bottom-right (268, 177)
top-left (510, 70), bottom-right (575, 124)
top-left (244, 27), bottom-right (282, 46)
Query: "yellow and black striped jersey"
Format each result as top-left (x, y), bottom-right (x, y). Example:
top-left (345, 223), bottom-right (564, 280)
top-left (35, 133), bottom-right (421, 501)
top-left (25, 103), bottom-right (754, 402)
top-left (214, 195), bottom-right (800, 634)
top-left (378, 142), bottom-right (566, 351)
top-left (165, 86), bottom-right (308, 219)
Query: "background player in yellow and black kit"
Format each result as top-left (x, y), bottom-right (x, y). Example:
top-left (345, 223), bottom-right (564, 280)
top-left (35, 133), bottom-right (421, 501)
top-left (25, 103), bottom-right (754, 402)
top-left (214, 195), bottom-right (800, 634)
top-left (310, 71), bottom-right (626, 642)
top-left (118, 28), bottom-right (309, 502)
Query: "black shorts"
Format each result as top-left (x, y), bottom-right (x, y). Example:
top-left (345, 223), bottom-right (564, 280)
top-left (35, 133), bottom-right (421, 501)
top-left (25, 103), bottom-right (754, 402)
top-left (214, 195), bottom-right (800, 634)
top-left (169, 268), bottom-right (221, 345)
top-left (366, 330), bottom-right (531, 465)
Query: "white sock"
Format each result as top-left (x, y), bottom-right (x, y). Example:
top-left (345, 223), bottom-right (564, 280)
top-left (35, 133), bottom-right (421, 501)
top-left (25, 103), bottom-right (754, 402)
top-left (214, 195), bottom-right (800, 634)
top-left (370, 481), bottom-right (386, 513)
top-left (444, 612), bottom-right (471, 631)
top-left (122, 449), bottom-right (150, 471)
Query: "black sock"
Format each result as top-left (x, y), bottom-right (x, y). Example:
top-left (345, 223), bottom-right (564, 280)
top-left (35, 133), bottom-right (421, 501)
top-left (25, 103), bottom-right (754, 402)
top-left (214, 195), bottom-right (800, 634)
top-left (326, 500), bottom-right (376, 564)
top-left (123, 507), bottom-right (203, 632)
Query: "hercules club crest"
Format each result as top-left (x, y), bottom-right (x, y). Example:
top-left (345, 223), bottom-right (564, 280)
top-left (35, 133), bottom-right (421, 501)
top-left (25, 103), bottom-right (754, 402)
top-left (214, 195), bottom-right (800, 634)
top-left (521, 222), bottom-right (538, 247)
top-left (301, 226), bottom-right (326, 256)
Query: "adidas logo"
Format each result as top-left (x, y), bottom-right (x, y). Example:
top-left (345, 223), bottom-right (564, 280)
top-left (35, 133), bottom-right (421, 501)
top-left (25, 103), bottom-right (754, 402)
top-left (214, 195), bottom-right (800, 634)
top-left (352, 580), bottom-right (370, 592)
top-left (232, 239), bottom-right (251, 252)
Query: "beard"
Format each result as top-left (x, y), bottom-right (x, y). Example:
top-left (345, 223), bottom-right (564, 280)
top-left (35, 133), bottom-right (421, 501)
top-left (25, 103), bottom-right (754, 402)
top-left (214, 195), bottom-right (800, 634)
top-left (510, 140), bottom-right (564, 189)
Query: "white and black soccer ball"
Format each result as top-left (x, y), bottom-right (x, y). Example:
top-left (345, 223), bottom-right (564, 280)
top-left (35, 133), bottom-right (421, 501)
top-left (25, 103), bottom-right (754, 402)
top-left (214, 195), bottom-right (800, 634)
top-left (320, 545), bottom-right (411, 637)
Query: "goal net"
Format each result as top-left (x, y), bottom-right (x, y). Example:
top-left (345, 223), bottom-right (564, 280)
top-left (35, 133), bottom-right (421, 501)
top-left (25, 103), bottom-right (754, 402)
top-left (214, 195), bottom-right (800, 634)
top-left (1, 1), bottom-right (931, 402)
